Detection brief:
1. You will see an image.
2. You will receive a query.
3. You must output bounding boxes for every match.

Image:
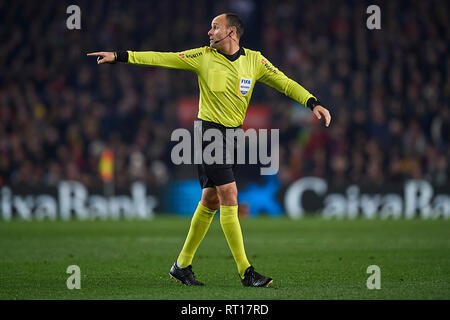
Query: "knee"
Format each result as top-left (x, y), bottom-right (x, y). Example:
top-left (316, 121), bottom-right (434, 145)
top-left (201, 192), bottom-right (220, 211)
top-left (217, 185), bottom-right (238, 206)
top-left (202, 198), bottom-right (220, 211)
top-left (219, 194), bottom-right (237, 206)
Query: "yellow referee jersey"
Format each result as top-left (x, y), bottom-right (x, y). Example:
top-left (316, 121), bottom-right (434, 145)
top-left (127, 46), bottom-right (316, 127)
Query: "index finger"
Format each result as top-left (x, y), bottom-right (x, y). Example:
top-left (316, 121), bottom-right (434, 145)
top-left (86, 52), bottom-right (102, 56)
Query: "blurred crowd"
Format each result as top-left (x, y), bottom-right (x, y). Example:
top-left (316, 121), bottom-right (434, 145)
top-left (0, 0), bottom-right (449, 190)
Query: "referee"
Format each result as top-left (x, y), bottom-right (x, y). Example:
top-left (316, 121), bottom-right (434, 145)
top-left (88, 13), bottom-right (331, 287)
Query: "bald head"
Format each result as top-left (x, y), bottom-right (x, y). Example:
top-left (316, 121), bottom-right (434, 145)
top-left (208, 13), bottom-right (243, 50)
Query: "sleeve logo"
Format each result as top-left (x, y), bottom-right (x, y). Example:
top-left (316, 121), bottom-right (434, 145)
top-left (260, 58), bottom-right (277, 74)
top-left (179, 52), bottom-right (203, 59)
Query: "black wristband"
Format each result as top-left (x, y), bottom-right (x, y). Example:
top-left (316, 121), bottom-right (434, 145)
top-left (306, 97), bottom-right (321, 110)
top-left (115, 51), bottom-right (129, 63)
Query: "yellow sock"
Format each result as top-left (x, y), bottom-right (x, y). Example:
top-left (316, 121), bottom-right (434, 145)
top-left (220, 205), bottom-right (251, 278)
top-left (177, 202), bottom-right (216, 268)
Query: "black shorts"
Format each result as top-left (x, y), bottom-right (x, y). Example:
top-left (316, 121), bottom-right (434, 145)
top-left (195, 119), bottom-right (241, 189)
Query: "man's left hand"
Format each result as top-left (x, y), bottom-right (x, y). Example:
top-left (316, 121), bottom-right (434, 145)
top-left (313, 105), bottom-right (331, 127)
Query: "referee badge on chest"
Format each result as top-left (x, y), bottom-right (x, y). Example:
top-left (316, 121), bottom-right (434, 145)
top-left (238, 77), bottom-right (252, 96)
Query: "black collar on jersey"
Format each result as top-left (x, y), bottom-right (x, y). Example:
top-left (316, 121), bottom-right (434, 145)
top-left (217, 46), bottom-right (245, 61)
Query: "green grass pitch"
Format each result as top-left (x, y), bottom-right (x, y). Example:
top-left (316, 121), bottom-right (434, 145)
top-left (0, 216), bottom-right (449, 299)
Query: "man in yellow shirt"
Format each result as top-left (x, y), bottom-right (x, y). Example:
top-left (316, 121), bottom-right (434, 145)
top-left (88, 13), bottom-right (331, 287)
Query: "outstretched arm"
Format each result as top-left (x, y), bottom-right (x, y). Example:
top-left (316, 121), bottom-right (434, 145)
top-left (256, 54), bottom-right (331, 127)
top-left (87, 47), bottom-right (205, 73)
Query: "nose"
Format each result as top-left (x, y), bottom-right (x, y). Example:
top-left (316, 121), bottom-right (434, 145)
top-left (208, 28), bottom-right (213, 36)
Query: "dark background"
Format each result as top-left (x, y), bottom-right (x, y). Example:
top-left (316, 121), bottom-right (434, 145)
top-left (1, 0), bottom-right (449, 194)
